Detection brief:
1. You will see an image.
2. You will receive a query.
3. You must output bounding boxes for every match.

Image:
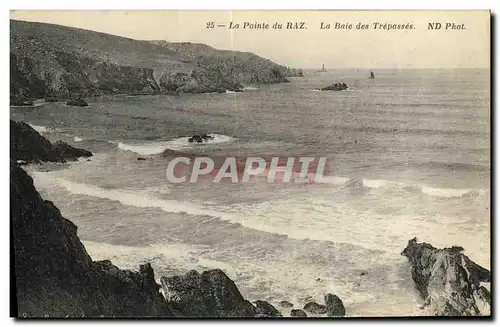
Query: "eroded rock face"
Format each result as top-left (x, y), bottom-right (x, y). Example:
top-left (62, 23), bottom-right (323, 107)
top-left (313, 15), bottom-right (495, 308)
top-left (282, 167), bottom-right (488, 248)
top-left (11, 161), bottom-right (173, 317)
top-left (401, 237), bottom-right (491, 316)
top-left (53, 140), bottom-right (93, 159)
top-left (303, 301), bottom-right (327, 314)
top-left (254, 300), bottom-right (282, 317)
top-left (158, 69), bottom-right (242, 94)
top-left (324, 293), bottom-right (346, 317)
top-left (10, 120), bottom-right (93, 163)
top-left (291, 309), bottom-right (307, 317)
top-left (160, 269), bottom-right (257, 317)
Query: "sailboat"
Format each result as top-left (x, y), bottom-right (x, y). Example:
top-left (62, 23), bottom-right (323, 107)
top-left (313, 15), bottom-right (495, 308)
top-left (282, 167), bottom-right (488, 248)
top-left (369, 71), bottom-right (375, 79)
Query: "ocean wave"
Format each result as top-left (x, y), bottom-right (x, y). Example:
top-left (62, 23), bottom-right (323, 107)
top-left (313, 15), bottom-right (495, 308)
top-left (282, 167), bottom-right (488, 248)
top-left (36, 174), bottom-right (234, 220)
top-left (30, 171), bottom-right (490, 269)
top-left (117, 134), bottom-right (237, 155)
top-left (362, 178), bottom-right (486, 198)
top-left (74, 136), bottom-right (84, 142)
top-left (312, 176), bottom-right (485, 199)
top-left (420, 187), bottom-right (482, 198)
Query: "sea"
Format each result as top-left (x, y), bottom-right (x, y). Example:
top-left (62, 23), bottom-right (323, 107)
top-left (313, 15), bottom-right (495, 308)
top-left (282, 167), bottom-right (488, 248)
top-left (11, 68), bottom-right (490, 317)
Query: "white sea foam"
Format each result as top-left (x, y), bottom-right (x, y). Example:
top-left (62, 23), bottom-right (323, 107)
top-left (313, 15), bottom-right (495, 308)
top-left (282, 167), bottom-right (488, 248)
top-left (117, 134), bottom-right (237, 155)
top-left (242, 86), bottom-right (258, 91)
top-left (420, 187), bottom-right (478, 198)
top-left (363, 178), bottom-right (485, 198)
top-left (29, 173), bottom-right (480, 260)
top-left (74, 136), bottom-right (84, 142)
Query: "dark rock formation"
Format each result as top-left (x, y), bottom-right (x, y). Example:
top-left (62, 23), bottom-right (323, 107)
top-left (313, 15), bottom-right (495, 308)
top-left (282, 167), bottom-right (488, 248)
top-left (279, 300), bottom-right (294, 308)
top-left (325, 293), bottom-right (346, 317)
top-left (10, 120), bottom-right (93, 163)
top-left (303, 301), bottom-right (327, 314)
top-left (66, 99), bottom-right (88, 107)
top-left (254, 300), bottom-right (282, 317)
top-left (291, 309), bottom-right (307, 317)
top-left (188, 133), bottom-right (215, 143)
top-left (401, 237), bottom-right (491, 316)
top-left (158, 69), bottom-right (242, 94)
top-left (10, 96), bottom-right (34, 106)
top-left (137, 157), bottom-right (147, 161)
top-left (44, 96), bottom-right (59, 102)
top-left (320, 82), bottom-right (348, 91)
top-left (11, 161), bottom-right (174, 317)
top-left (53, 140), bottom-right (93, 159)
top-left (160, 269), bottom-right (257, 317)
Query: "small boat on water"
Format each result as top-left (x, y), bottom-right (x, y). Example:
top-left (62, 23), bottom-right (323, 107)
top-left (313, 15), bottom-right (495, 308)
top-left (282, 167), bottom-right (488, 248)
top-left (369, 71), bottom-right (375, 79)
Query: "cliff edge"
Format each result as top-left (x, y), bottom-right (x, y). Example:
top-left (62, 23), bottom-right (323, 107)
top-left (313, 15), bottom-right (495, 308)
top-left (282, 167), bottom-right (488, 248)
top-left (402, 237), bottom-right (491, 316)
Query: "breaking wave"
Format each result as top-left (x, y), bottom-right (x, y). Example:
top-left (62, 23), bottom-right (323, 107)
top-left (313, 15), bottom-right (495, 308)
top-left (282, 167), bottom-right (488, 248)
top-left (117, 134), bottom-right (237, 155)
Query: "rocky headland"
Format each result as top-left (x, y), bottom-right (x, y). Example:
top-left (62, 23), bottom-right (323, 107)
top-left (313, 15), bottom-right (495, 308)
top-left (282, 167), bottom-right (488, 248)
top-left (10, 19), bottom-right (300, 104)
top-left (402, 237), bottom-right (491, 316)
top-left (10, 119), bottom-right (92, 164)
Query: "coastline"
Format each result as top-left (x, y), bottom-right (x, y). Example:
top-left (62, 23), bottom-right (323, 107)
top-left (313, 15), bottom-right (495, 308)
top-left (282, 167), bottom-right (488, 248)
top-left (10, 121), bottom-right (490, 317)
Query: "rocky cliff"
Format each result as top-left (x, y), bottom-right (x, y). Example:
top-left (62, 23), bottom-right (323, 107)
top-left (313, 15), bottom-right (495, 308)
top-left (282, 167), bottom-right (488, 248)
top-left (11, 159), bottom-right (288, 318)
top-left (402, 238), bottom-right (491, 316)
top-left (161, 269), bottom-right (258, 317)
top-left (152, 41), bottom-right (292, 86)
top-left (10, 19), bottom-right (298, 100)
top-left (10, 119), bottom-right (92, 163)
top-left (11, 160), bottom-right (174, 317)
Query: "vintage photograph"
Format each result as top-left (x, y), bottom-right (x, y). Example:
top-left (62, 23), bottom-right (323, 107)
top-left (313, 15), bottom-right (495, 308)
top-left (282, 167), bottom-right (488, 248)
top-left (9, 10), bottom-right (490, 318)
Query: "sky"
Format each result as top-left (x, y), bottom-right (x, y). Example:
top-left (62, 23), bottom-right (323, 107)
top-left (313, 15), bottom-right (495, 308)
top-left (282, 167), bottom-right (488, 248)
top-left (10, 10), bottom-right (490, 69)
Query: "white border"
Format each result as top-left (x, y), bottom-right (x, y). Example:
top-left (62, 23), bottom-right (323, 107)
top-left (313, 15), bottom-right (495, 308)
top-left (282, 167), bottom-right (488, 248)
top-left (2, 1), bottom-right (498, 327)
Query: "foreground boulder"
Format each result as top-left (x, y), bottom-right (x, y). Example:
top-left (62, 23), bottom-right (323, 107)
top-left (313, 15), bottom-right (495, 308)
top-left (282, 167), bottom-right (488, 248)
top-left (291, 309), bottom-right (307, 317)
top-left (11, 161), bottom-right (174, 317)
top-left (66, 99), bottom-right (89, 107)
top-left (10, 96), bottom-right (34, 106)
top-left (402, 237), bottom-right (491, 316)
top-left (254, 300), bottom-right (282, 317)
top-left (44, 96), bottom-right (59, 102)
top-left (325, 293), bottom-right (346, 317)
top-left (303, 301), bottom-right (327, 314)
top-left (160, 269), bottom-right (257, 317)
top-left (10, 120), bottom-right (93, 163)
